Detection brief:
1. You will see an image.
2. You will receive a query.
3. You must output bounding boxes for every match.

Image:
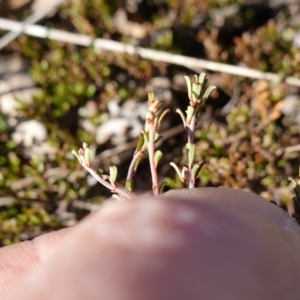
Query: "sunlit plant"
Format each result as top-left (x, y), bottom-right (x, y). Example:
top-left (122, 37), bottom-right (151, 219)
top-left (170, 74), bottom-right (216, 188)
top-left (72, 73), bottom-right (216, 200)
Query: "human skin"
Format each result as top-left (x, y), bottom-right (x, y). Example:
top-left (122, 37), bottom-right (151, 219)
top-left (1, 188), bottom-right (300, 299)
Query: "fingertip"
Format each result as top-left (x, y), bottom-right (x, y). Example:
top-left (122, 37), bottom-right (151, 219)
top-left (7, 189), bottom-right (300, 300)
top-left (163, 188), bottom-right (300, 231)
top-left (0, 227), bottom-right (73, 298)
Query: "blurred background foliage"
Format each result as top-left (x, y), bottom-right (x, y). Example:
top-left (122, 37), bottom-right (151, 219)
top-left (0, 0), bottom-right (299, 246)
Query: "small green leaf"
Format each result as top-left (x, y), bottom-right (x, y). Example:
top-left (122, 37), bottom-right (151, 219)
top-left (158, 109), bottom-right (170, 126)
top-left (154, 132), bottom-right (162, 143)
top-left (71, 150), bottom-right (81, 163)
top-left (203, 85), bottom-right (217, 102)
top-left (184, 75), bottom-right (192, 100)
top-left (148, 92), bottom-right (155, 101)
top-left (192, 82), bottom-right (201, 102)
top-left (198, 72), bottom-right (207, 87)
top-left (133, 152), bottom-right (145, 173)
top-left (154, 150), bottom-right (163, 167)
top-left (96, 168), bottom-right (104, 175)
top-left (170, 162), bottom-right (183, 181)
top-left (176, 108), bottom-right (186, 125)
top-left (109, 166), bottom-right (118, 185)
top-left (159, 181), bottom-right (167, 194)
top-left (76, 148), bottom-right (85, 164)
top-left (181, 166), bottom-right (189, 184)
top-left (191, 161), bottom-right (205, 180)
top-left (186, 106), bottom-right (194, 124)
top-left (125, 179), bottom-right (134, 192)
top-left (141, 129), bottom-right (149, 143)
top-left (84, 147), bottom-right (93, 167)
top-left (135, 134), bottom-right (145, 153)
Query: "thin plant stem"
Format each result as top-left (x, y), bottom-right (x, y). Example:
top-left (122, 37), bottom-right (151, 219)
top-left (126, 146), bottom-right (146, 180)
top-left (187, 115), bottom-right (196, 144)
top-left (81, 162), bottom-right (132, 200)
top-left (188, 175), bottom-right (194, 189)
top-left (1, 18), bottom-right (300, 86)
top-left (148, 123), bottom-right (159, 195)
top-left (186, 116), bottom-right (196, 188)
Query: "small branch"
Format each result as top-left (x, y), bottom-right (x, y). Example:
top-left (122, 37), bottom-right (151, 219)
top-left (172, 74), bottom-right (214, 189)
top-left (284, 144), bottom-right (300, 155)
top-left (0, 18), bottom-right (300, 86)
top-left (145, 93), bottom-right (162, 195)
top-left (72, 145), bottom-right (132, 200)
top-left (81, 163), bottom-right (131, 200)
top-left (0, 0), bottom-right (64, 50)
top-left (186, 115), bottom-right (196, 144)
top-left (126, 146), bottom-right (146, 180)
top-left (188, 178), bottom-right (194, 189)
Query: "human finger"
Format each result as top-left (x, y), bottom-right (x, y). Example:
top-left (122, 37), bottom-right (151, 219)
top-left (6, 188), bottom-right (300, 300)
top-left (0, 226), bottom-right (74, 297)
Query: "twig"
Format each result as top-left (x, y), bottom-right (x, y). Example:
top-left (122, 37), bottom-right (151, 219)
top-left (0, 0), bottom-right (65, 50)
top-left (0, 18), bottom-right (300, 86)
top-left (0, 197), bottom-right (15, 207)
top-left (81, 161), bottom-right (132, 200)
top-left (72, 145), bottom-right (133, 200)
top-left (284, 144), bottom-right (300, 155)
top-left (126, 146), bottom-right (146, 180)
top-left (144, 94), bottom-right (162, 195)
top-left (71, 200), bottom-right (100, 212)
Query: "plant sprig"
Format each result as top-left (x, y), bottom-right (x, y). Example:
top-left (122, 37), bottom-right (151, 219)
top-left (170, 73), bottom-right (216, 188)
top-left (72, 143), bottom-right (132, 200)
top-left (72, 73), bottom-right (216, 198)
top-left (125, 92), bottom-right (170, 195)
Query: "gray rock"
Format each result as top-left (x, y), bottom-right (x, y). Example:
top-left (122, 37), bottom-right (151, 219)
top-left (281, 94), bottom-right (300, 125)
top-left (11, 119), bottom-right (47, 147)
top-left (0, 55), bottom-right (55, 158)
top-left (96, 98), bottom-right (148, 145)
